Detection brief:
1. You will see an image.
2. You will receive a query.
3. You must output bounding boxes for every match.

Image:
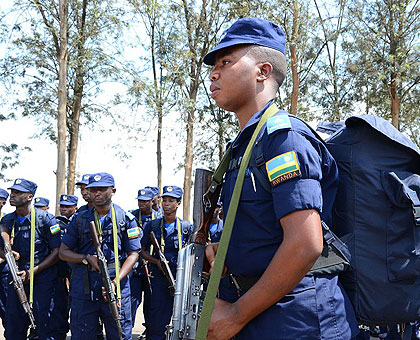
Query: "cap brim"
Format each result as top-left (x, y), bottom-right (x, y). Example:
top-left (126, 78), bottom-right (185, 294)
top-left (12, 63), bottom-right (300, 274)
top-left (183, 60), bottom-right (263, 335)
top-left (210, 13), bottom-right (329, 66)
top-left (136, 196), bottom-right (153, 201)
top-left (86, 182), bottom-right (113, 188)
top-left (59, 202), bottom-right (77, 206)
top-left (161, 193), bottom-right (181, 199)
top-left (8, 185), bottom-right (31, 193)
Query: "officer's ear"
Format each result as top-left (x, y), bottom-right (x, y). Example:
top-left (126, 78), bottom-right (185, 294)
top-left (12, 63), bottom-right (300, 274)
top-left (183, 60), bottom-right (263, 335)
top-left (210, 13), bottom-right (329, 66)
top-left (27, 193), bottom-right (34, 202)
top-left (256, 62), bottom-right (273, 82)
top-left (111, 187), bottom-right (116, 195)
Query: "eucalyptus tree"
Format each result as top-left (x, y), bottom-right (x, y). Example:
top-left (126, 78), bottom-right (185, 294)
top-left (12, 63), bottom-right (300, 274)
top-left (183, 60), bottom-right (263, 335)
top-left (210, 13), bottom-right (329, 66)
top-left (0, 143), bottom-right (31, 181)
top-left (128, 0), bottom-right (183, 191)
top-left (305, 0), bottom-right (354, 121)
top-left (346, 0), bottom-right (420, 130)
top-left (0, 0), bottom-right (128, 199)
top-left (172, 0), bottom-right (235, 219)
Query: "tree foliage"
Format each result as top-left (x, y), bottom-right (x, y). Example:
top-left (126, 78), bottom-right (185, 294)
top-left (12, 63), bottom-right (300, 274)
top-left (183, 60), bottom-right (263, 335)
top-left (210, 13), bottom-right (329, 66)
top-left (346, 0), bottom-right (420, 131)
top-left (0, 0), bottom-right (129, 193)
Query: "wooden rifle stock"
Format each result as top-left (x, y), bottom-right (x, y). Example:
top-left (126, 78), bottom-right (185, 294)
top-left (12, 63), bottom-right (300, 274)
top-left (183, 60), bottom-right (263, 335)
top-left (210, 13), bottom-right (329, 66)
top-left (190, 168), bottom-right (223, 245)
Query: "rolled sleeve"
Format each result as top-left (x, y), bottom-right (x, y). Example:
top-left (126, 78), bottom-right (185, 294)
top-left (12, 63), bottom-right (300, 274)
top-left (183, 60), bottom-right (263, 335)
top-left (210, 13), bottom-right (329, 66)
top-left (272, 179), bottom-right (322, 220)
top-left (265, 128), bottom-right (324, 219)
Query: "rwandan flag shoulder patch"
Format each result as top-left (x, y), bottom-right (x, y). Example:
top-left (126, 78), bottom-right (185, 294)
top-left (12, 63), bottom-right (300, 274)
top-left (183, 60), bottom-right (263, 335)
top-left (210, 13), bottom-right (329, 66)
top-left (127, 227), bottom-right (140, 239)
top-left (50, 224), bottom-right (61, 235)
top-left (266, 151), bottom-right (301, 187)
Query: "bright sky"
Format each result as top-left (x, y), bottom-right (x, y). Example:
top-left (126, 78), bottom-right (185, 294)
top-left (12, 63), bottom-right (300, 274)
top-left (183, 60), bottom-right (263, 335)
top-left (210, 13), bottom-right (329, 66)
top-left (0, 112), bottom-right (187, 215)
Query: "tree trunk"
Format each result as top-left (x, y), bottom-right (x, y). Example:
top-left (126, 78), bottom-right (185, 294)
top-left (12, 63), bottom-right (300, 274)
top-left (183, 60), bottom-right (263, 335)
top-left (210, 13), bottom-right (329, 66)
top-left (56, 0), bottom-right (69, 215)
top-left (157, 103), bottom-right (163, 191)
top-left (67, 90), bottom-right (83, 195)
top-left (390, 75), bottom-right (400, 130)
top-left (289, 0), bottom-right (300, 115)
top-left (183, 103), bottom-right (195, 220)
top-left (66, 0), bottom-right (88, 194)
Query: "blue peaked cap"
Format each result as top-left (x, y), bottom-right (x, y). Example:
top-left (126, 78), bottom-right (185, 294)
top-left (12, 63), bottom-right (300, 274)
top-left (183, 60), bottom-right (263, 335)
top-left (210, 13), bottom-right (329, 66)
top-left (8, 178), bottom-right (38, 194)
top-left (161, 185), bottom-right (183, 199)
top-left (136, 188), bottom-right (154, 201)
top-left (203, 17), bottom-right (286, 66)
top-left (145, 186), bottom-right (160, 196)
top-left (0, 188), bottom-right (9, 199)
top-left (58, 194), bottom-right (78, 206)
top-left (34, 197), bottom-right (49, 207)
top-left (76, 174), bottom-right (91, 186)
top-left (86, 172), bottom-right (115, 188)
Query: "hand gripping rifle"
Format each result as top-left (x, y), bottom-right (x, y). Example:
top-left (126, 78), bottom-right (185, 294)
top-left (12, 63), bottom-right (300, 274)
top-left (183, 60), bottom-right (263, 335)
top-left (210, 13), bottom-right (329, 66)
top-left (88, 221), bottom-right (123, 340)
top-left (150, 231), bottom-right (176, 296)
top-left (166, 168), bottom-right (222, 340)
top-left (140, 254), bottom-right (153, 295)
top-left (0, 228), bottom-right (36, 329)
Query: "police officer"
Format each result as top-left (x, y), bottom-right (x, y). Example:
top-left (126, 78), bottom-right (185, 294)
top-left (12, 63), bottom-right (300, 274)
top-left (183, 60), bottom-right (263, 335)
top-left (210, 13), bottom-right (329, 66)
top-left (75, 174), bottom-right (105, 340)
top-left (50, 194), bottom-right (79, 340)
top-left (76, 174), bottom-right (93, 213)
top-left (145, 186), bottom-right (163, 218)
top-left (58, 194), bottom-right (78, 221)
top-left (140, 186), bottom-right (193, 340)
top-left (0, 178), bottom-right (61, 340)
top-left (209, 202), bottom-right (223, 243)
top-left (59, 172), bottom-right (141, 340)
top-left (33, 197), bottom-right (50, 211)
top-left (0, 188), bottom-right (9, 333)
top-left (130, 188), bottom-right (155, 334)
top-left (203, 18), bottom-right (359, 340)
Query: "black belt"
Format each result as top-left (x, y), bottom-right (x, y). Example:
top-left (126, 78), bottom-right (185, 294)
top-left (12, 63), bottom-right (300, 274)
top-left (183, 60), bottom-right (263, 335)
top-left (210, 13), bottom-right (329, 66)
top-left (229, 273), bottom-right (260, 291)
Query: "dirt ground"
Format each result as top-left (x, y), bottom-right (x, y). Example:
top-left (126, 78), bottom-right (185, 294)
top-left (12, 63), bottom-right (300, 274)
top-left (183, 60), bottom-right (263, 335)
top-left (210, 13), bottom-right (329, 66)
top-left (0, 303), bottom-right (146, 340)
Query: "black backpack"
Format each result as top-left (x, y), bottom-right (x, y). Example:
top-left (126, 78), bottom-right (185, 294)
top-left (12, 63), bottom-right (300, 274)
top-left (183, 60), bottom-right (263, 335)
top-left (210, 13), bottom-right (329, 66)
top-left (321, 115), bottom-right (420, 326)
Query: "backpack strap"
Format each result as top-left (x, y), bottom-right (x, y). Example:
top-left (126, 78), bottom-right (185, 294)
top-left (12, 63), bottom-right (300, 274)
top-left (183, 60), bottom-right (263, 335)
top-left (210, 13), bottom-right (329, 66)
top-left (406, 189), bottom-right (420, 256)
top-left (248, 111), bottom-right (352, 275)
top-left (250, 110), bottom-right (329, 194)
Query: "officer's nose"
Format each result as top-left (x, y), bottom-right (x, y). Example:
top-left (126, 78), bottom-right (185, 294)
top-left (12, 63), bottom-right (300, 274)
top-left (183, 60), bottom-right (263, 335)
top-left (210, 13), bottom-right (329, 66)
top-left (209, 68), bottom-right (219, 81)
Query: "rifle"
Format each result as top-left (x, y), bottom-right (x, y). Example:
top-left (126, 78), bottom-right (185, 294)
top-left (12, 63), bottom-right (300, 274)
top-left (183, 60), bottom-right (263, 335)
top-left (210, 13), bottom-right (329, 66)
top-left (149, 231), bottom-right (176, 296)
top-left (0, 228), bottom-right (36, 329)
top-left (166, 168), bottom-right (222, 340)
top-left (88, 221), bottom-right (123, 340)
top-left (140, 253), bottom-right (153, 295)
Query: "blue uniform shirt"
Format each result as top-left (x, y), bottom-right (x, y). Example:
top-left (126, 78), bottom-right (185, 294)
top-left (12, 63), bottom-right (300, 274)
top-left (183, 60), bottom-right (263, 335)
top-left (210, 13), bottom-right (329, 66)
top-left (209, 219), bottom-right (223, 243)
top-left (130, 209), bottom-right (156, 276)
top-left (219, 102), bottom-right (358, 340)
top-left (0, 208), bottom-right (60, 281)
top-left (141, 217), bottom-right (193, 274)
top-left (222, 101), bottom-right (338, 277)
top-left (62, 203), bottom-right (142, 300)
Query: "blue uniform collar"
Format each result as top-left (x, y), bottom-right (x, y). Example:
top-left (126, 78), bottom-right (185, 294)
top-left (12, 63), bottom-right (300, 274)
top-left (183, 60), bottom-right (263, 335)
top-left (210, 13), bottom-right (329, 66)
top-left (232, 99), bottom-right (274, 150)
top-left (92, 204), bottom-right (113, 220)
top-left (14, 211), bottom-right (30, 224)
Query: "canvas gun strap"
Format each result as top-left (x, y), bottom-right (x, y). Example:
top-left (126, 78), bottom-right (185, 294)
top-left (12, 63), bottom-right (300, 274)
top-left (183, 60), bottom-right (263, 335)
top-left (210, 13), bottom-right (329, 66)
top-left (195, 103), bottom-right (279, 340)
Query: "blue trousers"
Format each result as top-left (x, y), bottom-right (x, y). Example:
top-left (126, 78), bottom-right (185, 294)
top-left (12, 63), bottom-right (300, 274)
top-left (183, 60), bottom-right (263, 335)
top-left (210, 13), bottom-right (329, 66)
top-left (5, 277), bottom-right (56, 340)
top-left (220, 275), bottom-right (359, 340)
top-left (70, 293), bottom-right (132, 340)
top-left (130, 273), bottom-right (151, 328)
top-left (0, 269), bottom-right (8, 336)
top-left (49, 278), bottom-right (70, 339)
top-left (148, 275), bottom-right (174, 340)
